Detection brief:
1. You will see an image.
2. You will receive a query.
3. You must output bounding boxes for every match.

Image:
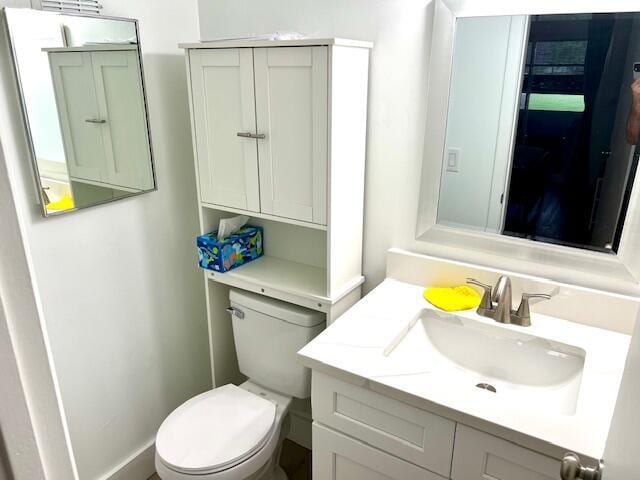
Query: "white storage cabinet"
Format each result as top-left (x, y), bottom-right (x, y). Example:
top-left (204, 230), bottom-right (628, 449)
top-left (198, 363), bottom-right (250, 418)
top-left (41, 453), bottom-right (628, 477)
top-left (181, 39), bottom-right (372, 429)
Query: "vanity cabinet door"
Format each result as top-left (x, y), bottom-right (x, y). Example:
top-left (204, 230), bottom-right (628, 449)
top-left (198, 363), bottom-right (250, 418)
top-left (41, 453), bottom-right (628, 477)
top-left (313, 423), bottom-right (446, 480)
top-left (451, 425), bottom-right (561, 480)
top-left (312, 371), bottom-right (455, 477)
top-left (254, 47), bottom-right (328, 225)
top-left (49, 51), bottom-right (107, 183)
top-left (189, 48), bottom-right (260, 211)
top-left (91, 50), bottom-right (153, 191)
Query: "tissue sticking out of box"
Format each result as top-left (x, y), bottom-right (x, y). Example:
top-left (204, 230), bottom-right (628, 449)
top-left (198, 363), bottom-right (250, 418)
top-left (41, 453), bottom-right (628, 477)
top-left (218, 215), bottom-right (249, 241)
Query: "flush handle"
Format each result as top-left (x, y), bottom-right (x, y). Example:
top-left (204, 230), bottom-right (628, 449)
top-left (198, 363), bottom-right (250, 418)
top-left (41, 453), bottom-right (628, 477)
top-left (561, 453), bottom-right (602, 480)
top-left (225, 307), bottom-right (244, 319)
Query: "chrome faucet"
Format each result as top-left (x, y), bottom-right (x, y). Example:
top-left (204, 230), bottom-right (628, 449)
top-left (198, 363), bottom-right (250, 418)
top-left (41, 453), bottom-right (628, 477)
top-left (492, 275), bottom-right (513, 324)
top-left (466, 276), bottom-right (551, 327)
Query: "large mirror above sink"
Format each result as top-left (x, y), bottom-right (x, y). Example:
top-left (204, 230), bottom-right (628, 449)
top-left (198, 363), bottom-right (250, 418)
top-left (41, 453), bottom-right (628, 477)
top-left (417, 2), bottom-right (640, 294)
top-left (439, 12), bottom-right (640, 253)
top-left (4, 8), bottom-right (156, 216)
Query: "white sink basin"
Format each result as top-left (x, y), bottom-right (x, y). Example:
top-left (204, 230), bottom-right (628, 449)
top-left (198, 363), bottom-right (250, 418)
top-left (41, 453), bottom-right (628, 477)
top-left (384, 309), bottom-right (585, 415)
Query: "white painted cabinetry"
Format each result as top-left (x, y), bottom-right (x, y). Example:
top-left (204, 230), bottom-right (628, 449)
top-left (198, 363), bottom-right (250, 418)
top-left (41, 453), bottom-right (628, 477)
top-left (313, 372), bottom-right (455, 477)
top-left (254, 46), bottom-right (328, 224)
top-left (182, 38), bottom-right (371, 403)
top-left (47, 46), bottom-right (153, 191)
top-left (189, 48), bottom-right (260, 211)
top-left (451, 425), bottom-right (561, 480)
top-left (185, 39), bottom-right (368, 228)
top-left (312, 372), bottom-right (566, 480)
top-left (313, 423), bottom-right (446, 480)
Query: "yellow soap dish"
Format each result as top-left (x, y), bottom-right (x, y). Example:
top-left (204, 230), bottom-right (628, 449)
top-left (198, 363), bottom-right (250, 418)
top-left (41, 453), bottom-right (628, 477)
top-left (423, 285), bottom-right (481, 312)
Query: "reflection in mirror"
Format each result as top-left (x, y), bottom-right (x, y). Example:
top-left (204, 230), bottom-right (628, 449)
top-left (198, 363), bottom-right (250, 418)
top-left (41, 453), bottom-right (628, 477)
top-left (437, 13), bottom-right (640, 253)
top-left (4, 8), bottom-right (155, 216)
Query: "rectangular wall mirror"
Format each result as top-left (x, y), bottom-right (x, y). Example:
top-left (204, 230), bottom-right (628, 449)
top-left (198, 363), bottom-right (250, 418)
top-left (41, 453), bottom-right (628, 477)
top-left (4, 8), bottom-right (156, 217)
top-left (435, 12), bottom-right (640, 254)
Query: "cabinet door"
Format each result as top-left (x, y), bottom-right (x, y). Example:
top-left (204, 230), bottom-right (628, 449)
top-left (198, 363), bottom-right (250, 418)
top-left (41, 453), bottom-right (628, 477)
top-left (451, 425), bottom-right (561, 480)
top-left (312, 371), bottom-right (455, 477)
top-left (91, 50), bottom-right (153, 191)
top-left (49, 51), bottom-right (107, 183)
top-left (313, 423), bottom-right (445, 480)
top-left (189, 49), bottom-right (260, 211)
top-left (254, 47), bottom-right (328, 224)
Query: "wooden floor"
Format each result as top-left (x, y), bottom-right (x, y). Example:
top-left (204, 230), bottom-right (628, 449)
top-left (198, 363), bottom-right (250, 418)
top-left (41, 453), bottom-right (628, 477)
top-left (149, 440), bottom-right (311, 479)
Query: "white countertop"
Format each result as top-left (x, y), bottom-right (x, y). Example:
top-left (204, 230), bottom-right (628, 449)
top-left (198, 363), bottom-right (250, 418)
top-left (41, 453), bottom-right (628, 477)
top-left (298, 278), bottom-right (631, 462)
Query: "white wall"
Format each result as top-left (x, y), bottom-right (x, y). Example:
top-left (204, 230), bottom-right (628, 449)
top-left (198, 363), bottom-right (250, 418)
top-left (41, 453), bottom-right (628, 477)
top-left (196, 0), bottom-right (434, 292)
top-left (603, 307), bottom-right (640, 478)
top-left (0, 1), bottom-right (211, 479)
top-left (0, 138), bottom-right (61, 480)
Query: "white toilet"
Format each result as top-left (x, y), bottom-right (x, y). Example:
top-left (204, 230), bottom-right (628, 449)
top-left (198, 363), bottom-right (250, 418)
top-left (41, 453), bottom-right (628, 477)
top-left (155, 289), bottom-right (325, 480)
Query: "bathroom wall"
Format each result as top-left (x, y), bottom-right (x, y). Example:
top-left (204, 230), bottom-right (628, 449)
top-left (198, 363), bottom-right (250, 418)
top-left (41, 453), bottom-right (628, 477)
top-left (196, 0), bottom-right (434, 293)
top-left (0, 140), bottom-right (57, 480)
top-left (0, 1), bottom-right (211, 479)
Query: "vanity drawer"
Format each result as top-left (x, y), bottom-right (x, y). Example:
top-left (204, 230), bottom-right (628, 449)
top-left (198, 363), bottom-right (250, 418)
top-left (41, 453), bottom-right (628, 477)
top-left (312, 372), bottom-right (455, 477)
top-left (313, 423), bottom-right (446, 480)
top-left (451, 425), bottom-right (561, 480)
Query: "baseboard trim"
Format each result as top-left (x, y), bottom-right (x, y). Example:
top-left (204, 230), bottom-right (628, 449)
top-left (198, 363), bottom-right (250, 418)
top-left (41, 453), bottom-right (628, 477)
top-left (99, 438), bottom-right (156, 480)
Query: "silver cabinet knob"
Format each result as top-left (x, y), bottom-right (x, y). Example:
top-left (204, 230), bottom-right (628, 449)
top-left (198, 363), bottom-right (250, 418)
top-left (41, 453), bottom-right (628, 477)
top-left (561, 453), bottom-right (602, 480)
top-left (85, 118), bottom-right (106, 124)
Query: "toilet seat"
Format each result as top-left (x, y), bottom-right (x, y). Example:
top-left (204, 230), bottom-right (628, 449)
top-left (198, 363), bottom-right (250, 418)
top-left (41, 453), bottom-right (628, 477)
top-left (156, 384), bottom-right (277, 475)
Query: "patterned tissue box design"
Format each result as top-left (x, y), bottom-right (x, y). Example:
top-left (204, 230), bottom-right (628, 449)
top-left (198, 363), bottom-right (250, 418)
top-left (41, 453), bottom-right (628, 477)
top-left (197, 226), bottom-right (263, 273)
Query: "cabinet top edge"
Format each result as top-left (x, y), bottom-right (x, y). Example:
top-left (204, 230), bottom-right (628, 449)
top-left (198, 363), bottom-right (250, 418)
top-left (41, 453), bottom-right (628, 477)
top-left (178, 38), bottom-right (373, 50)
top-left (42, 45), bottom-right (139, 53)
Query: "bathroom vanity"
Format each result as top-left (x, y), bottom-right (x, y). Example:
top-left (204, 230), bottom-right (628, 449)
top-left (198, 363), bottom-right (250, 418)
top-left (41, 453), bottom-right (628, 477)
top-left (298, 251), bottom-right (633, 480)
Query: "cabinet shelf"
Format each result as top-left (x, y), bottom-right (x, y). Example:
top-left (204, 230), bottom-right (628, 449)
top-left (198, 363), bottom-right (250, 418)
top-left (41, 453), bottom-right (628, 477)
top-left (206, 256), bottom-right (329, 310)
top-left (201, 202), bottom-right (328, 231)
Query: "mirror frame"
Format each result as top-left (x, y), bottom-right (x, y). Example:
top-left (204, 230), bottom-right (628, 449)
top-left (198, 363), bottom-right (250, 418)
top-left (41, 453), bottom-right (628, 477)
top-left (416, 0), bottom-right (640, 296)
top-left (2, 7), bottom-right (157, 217)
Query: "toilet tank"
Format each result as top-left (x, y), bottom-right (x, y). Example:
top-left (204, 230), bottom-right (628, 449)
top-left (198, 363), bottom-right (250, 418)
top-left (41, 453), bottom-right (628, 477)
top-left (229, 289), bottom-right (325, 398)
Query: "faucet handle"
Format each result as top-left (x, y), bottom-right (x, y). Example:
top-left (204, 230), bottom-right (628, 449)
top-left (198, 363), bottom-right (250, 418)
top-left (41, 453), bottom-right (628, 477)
top-left (515, 293), bottom-right (551, 325)
top-left (466, 278), bottom-right (493, 311)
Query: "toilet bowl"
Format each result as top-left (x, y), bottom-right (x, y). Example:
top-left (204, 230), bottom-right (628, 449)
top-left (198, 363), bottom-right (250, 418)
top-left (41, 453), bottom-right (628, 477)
top-left (155, 289), bottom-right (325, 480)
top-left (155, 381), bottom-right (291, 480)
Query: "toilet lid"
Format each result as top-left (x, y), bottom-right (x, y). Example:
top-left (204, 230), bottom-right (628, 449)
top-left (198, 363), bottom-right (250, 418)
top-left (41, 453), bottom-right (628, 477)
top-left (156, 384), bottom-right (277, 473)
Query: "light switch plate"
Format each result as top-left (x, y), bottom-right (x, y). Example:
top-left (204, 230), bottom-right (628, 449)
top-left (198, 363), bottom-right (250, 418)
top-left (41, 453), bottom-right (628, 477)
top-left (446, 148), bottom-right (461, 173)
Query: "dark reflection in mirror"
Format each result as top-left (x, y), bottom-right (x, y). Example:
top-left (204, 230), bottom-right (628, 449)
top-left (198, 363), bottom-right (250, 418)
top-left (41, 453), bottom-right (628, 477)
top-left (506, 13), bottom-right (640, 252)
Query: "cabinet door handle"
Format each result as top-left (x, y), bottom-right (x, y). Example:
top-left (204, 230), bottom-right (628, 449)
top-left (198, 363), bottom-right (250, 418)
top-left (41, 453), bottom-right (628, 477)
top-left (85, 118), bottom-right (106, 124)
top-left (237, 132), bottom-right (265, 139)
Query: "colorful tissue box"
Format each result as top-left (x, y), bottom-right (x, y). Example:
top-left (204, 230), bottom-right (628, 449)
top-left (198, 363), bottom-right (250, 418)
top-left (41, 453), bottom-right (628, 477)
top-left (197, 226), bottom-right (263, 273)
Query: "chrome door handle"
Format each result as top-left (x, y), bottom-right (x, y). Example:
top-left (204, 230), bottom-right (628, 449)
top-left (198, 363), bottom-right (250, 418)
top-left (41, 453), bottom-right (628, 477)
top-left (561, 453), bottom-right (602, 480)
top-left (237, 132), bottom-right (266, 139)
top-left (85, 118), bottom-right (106, 124)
